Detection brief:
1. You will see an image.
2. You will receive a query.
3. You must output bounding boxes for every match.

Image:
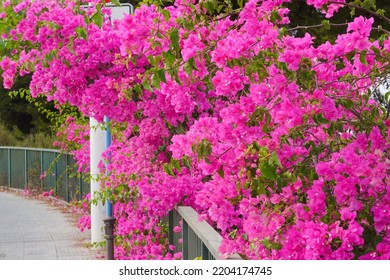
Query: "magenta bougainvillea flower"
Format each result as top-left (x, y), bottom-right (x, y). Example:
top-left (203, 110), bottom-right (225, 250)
top-left (1, 0), bottom-right (390, 259)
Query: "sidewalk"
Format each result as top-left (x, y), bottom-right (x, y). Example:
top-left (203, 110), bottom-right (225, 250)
top-left (0, 188), bottom-right (101, 260)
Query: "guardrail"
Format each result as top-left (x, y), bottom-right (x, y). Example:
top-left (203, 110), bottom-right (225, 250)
top-left (168, 207), bottom-right (242, 260)
top-left (0, 146), bottom-right (89, 202)
top-left (0, 146), bottom-right (240, 260)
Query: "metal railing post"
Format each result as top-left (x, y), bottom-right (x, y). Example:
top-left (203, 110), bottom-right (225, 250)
top-left (168, 210), bottom-right (174, 247)
top-left (7, 148), bottom-right (11, 187)
top-left (40, 150), bottom-right (44, 191)
top-left (54, 152), bottom-right (58, 195)
top-left (202, 243), bottom-right (210, 260)
top-left (24, 149), bottom-right (28, 189)
top-left (65, 154), bottom-right (69, 202)
top-left (183, 220), bottom-right (189, 260)
top-left (79, 175), bottom-right (83, 200)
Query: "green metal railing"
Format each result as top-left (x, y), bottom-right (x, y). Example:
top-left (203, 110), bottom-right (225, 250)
top-left (168, 206), bottom-right (242, 260)
top-left (0, 146), bottom-right (89, 202)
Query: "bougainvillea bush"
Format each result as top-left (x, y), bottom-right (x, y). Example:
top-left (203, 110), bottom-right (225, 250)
top-left (1, 0), bottom-right (390, 259)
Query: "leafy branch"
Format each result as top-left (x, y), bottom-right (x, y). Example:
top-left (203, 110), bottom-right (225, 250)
top-left (328, 1), bottom-right (390, 25)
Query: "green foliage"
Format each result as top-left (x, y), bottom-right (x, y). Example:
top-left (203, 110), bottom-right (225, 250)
top-left (193, 139), bottom-right (213, 163)
top-left (92, 4), bottom-right (104, 27)
top-left (0, 75), bottom-right (54, 135)
top-left (0, 121), bottom-right (55, 148)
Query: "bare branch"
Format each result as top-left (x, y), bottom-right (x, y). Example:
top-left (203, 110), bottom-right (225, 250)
top-left (372, 27), bottom-right (390, 36)
top-left (287, 22), bottom-right (348, 33)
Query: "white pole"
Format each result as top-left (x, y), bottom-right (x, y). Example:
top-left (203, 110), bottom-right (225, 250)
top-left (90, 117), bottom-right (106, 243)
top-left (88, 2), bottom-right (134, 246)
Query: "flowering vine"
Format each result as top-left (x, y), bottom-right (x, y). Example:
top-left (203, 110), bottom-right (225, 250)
top-left (1, 0), bottom-right (390, 259)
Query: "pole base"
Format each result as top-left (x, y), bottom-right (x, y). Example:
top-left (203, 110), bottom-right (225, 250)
top-left (103, 216), bottom-right (116, 260)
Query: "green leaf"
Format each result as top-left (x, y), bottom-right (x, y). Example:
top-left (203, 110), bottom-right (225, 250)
top-left (187, 57), bottom-right (198, 70)
top-left (252, 179), bottom-right (266, 196)
top-left (133, 84), bottom-right (143, 97)
top-left (322, 20), bottom-right (330, 30)
top-left (183, 19), bottom-right (194, 30)
top-left (196, 139), bottom-right (212, 161)
top-left (142, 78), bottom-right (153, 92)
top-left (161, 9), bottom-right (171, 22)
top-left (360, 50), bottom-right (368, 66)
top-left (157, 69), bottom-right (167, 83)
top-left (152, 40), bottom-right (162, 49)
top-left (172, 159), bottom-right (182, 173)
top-left (163, 50), bottom-right (176, 67)
top-left (313, 113), bottom-right (330, 124)
top-left (362, 0), bottom-right (375, 10)
top-left (147, 55), bottom-right (155, 66)
top-left (75, 26), bottom-right (88, 40)
top-left (204, 0), bottom-right (215, 14)
top-left (183, 61), bottom-right (193, 76)
top-left (260, 161), bottom-right (277, 180)
top-left (151, 74), bottom-right (161, 89)
top-left (182, 156), bottom-right (192, 169)
top-left (0, 39), bottom-right (5, 52)
top-left (170, 28), bottom-right (180, 53)
top-left (217, 167), bottom-right (224, 179)
top-left (371, 45), bottom-right (381, 57)
top-left (92, 13), bottom-right (103, 27)
top-left (270, 10), bottom-right (281, 23)
top-left (45, 49), bottom-right (58, 62)
top-left (278, 27), bottom-right (287, 38)
top-left (114, 186), bottom-right (122, 196)
top-left (163, 163), bottom-right (175, 177)
top-left (269, 151), bottom-right (282, 168)
top-left (91, 4), bottom-right (104, 27)
top-left (262, 123), bottom-right (270, 133)
top-left (341, 99), bottom-right (354, 109)
top-left (261, 237), bottom-right (271, 249)
top-left (110, 0), bottom-right (121, 6)
top-left (183, 57), bottom-right (198, 76)
top-left (385, 91), bottom-right (390, 102)
top-left (376, 9), bottom-right (385, 16)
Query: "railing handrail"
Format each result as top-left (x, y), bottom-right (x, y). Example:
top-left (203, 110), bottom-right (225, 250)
top-left (0, 146), bottom-right (63, 154)
top-left (176, 206), bottom-right (243, 260)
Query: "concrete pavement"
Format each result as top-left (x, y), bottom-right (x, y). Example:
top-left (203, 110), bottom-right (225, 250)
top-left (0, 189), bottom-right (101, 260)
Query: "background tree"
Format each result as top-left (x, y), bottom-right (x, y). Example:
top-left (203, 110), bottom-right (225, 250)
top-left (0, 74), bottom-right (54, 135)
top-left (1, 0), bottom-right (390, 260)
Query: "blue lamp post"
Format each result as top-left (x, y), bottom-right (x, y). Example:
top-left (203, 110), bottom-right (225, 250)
top-left (103, 116), bottom-right (115, 259)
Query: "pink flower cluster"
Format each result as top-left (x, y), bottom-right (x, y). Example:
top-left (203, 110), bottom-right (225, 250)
top-left (1, 0), bottom-right (390, 260)
top-left (0, 57), bottom-right (17, 89)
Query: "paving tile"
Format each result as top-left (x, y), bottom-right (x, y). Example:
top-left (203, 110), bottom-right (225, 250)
top-left (0, 241), bottom-right (24, 260)
top-left (24, 241), bottom-right (58, 259)
top-left (22, 232), bottom-right (53, 242)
